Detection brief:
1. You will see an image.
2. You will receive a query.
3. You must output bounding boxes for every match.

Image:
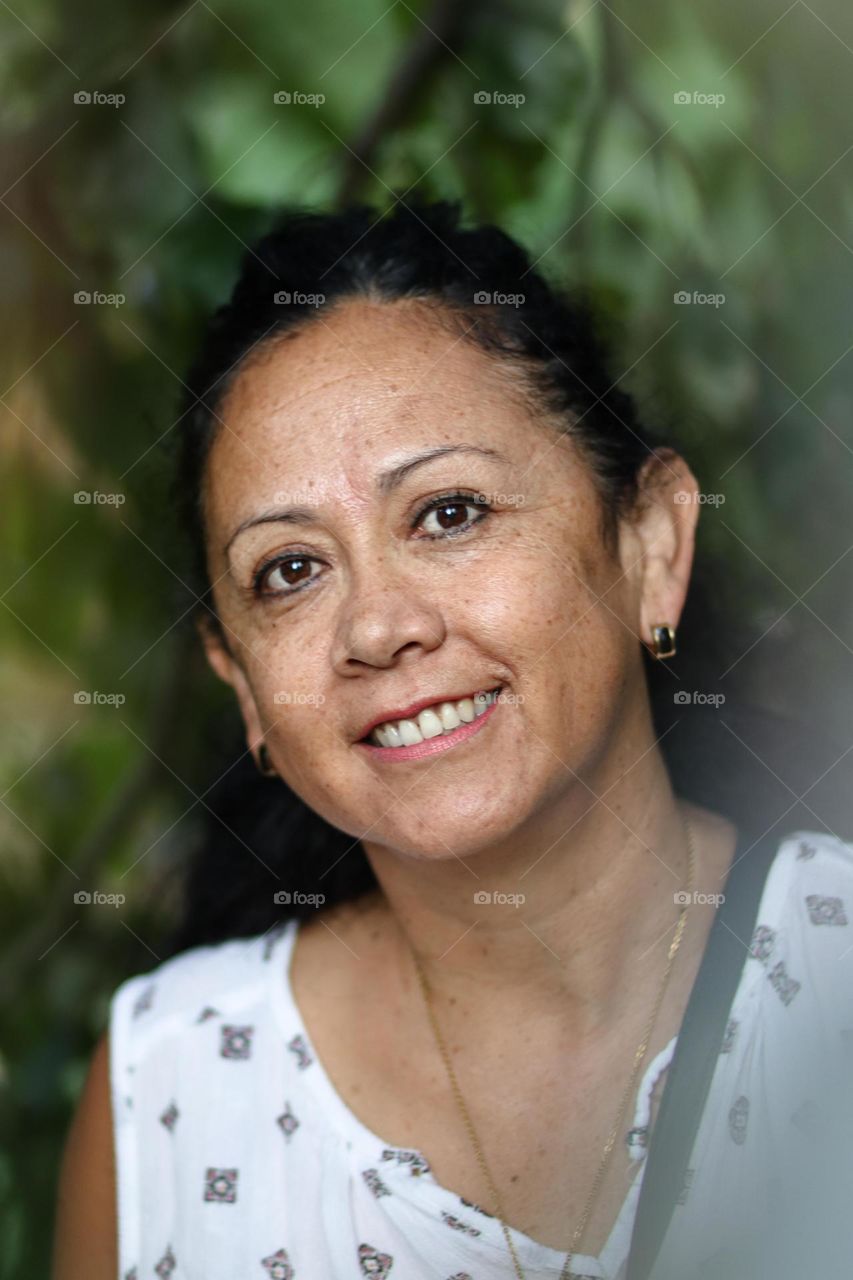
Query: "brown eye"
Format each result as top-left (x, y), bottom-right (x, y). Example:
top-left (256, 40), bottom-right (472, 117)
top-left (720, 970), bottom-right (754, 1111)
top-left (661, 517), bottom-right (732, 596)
top-left (254, 555), bottom-right (319, 596)
top-left (415, 493), bottom-right (490, 539)
top-left (426, 502), bottom-right (471, 532)
top-left (250, 492), bottom-right (492, 602)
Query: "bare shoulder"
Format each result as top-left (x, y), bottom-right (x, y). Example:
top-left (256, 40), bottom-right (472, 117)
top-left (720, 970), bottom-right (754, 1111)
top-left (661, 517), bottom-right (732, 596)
top-left (51, 1028), bottom-right (117, 1280)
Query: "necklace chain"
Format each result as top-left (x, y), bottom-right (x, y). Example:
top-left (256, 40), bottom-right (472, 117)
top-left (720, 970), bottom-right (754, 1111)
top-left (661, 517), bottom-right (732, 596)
top-left (406, 813), bottom-right (697, 1280)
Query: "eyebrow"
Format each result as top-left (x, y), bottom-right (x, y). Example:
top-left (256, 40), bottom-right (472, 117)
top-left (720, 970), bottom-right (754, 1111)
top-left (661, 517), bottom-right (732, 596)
top-left (223, 444), bottom-right (511, 556)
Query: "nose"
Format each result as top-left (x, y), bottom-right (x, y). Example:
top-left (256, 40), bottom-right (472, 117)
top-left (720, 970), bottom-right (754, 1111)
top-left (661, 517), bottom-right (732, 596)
top-left (330, 557), bottom-right (446, 673)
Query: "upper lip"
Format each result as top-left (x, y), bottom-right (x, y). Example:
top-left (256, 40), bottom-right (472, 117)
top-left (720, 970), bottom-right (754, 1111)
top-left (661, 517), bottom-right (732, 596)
top-left (355, 684), bottom-right (502, 741)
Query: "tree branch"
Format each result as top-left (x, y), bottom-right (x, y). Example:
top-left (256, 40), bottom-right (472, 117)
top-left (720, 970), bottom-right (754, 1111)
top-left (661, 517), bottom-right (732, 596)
top-left (334, 0), bottom-right (476, 207)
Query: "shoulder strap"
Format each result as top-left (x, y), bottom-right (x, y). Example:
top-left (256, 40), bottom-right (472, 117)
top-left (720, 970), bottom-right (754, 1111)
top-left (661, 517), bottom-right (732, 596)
top-left (624, 826), bottom-right (783, 1280)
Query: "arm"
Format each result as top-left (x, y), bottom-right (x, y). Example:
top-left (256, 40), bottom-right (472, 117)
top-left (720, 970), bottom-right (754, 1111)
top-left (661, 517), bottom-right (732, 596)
top-left (51, 1029), bottom-right (119, 1280)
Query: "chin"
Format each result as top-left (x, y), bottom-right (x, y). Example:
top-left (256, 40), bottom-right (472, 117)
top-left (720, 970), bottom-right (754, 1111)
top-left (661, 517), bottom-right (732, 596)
top-left (374, 806), bottom-right (526, 863)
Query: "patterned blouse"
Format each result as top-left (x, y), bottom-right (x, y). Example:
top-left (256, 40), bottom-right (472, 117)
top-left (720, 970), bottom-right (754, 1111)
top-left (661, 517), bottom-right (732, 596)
top-left (108, 829), bottom-right (853, 1279)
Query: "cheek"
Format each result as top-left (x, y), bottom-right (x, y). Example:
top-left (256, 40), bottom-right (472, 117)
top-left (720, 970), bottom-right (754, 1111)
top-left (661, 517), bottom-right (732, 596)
top-left (242, 644), bottom-right (333, 751)
top-left (262, 699), bottom-right (351, 821)
top-left (471, 518), bottom-right (623, 659)
top-left (476, 524), bottom-right (632, 742)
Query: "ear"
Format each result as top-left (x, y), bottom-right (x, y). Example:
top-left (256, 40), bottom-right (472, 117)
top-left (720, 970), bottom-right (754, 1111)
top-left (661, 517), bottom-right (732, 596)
top-left (196, 614), bottom-right (266, 756)
top-left (617, 447), bottom-right (701, 651)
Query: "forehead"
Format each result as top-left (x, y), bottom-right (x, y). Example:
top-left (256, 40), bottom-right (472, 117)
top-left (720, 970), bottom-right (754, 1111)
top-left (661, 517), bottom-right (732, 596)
top-left (198, 299), bottom-right (594, 555)
top-left (203, 298), bottom-right (551, 513)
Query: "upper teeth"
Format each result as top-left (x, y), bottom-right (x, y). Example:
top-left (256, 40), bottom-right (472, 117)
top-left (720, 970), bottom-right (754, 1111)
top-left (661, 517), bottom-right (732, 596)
top-left (369, 688), bottom-right (500, 747)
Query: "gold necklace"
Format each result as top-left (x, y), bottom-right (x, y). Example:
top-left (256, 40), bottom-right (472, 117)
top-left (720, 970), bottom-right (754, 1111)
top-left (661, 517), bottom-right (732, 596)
top-left (407, 814), bottom-right (697, 1280)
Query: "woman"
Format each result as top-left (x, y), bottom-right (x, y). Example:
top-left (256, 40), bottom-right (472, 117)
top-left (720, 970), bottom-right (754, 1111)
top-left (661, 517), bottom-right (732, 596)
top-left (53, 197), bottom-right (853, 1280)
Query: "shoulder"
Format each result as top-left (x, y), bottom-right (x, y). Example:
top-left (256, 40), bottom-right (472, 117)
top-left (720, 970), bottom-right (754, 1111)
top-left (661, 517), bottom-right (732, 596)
top-left (758, 829), bottom-right (850, 911)
top-left (108, 926), bottom-right (291, 1112)
top-left (103, 925), bottom-right (296, 1272)
top-left (747, 829), bottom-right (853, 1013)
top-left (109, 927), bottom-right (283, 1044)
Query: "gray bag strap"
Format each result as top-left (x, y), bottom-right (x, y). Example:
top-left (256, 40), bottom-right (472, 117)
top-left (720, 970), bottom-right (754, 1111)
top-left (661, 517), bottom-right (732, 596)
top-left (624, 826), bottom-right (782, 1280)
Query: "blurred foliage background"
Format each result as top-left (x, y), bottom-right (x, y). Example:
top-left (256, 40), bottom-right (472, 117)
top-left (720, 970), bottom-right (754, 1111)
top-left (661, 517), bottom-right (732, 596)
top-left (2, 0), bottom-right (853, 1273)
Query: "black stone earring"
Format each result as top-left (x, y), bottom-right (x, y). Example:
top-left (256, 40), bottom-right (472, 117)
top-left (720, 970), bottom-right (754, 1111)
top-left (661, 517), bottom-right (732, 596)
top-left (257, 744), bottom-right (277, 777)
top-left (651, 623), bottom-right (677, 659)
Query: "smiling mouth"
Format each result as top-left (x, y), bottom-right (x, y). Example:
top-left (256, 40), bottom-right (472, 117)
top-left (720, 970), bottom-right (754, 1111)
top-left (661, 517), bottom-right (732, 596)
top-left (359, 685), bottom-right (504, 748)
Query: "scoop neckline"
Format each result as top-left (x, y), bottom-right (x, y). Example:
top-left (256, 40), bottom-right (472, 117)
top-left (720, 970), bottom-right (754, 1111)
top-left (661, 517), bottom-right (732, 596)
top-left (264, 913), bottom-right (673, 1270)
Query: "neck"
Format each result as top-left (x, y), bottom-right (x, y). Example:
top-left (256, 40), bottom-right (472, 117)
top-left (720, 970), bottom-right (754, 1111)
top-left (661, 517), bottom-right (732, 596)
top-left (359, 752), bottom-right (700, 1042)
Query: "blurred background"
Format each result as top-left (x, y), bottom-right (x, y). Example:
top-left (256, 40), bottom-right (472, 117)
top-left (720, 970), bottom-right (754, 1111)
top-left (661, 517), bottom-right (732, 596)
top-left (2, 0), bottom-right (853, 1273)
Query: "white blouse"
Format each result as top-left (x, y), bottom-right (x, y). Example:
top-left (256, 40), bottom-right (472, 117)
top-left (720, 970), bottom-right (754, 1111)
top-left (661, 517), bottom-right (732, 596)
top-left (108, 829), bottom-right (853, 1279)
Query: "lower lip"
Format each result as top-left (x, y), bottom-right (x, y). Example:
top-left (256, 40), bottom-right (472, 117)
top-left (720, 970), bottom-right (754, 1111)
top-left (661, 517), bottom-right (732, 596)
top-left (355, 691), bottom-right (502, 762)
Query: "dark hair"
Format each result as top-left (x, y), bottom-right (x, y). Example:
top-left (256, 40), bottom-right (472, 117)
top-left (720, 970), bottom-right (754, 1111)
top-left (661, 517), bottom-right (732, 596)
top-left (161, 194), bottom-right (848, 958)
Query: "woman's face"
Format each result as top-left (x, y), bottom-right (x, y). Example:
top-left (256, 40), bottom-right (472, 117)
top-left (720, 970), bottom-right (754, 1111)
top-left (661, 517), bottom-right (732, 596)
top-left (200, 297), bottom-right (696, 860)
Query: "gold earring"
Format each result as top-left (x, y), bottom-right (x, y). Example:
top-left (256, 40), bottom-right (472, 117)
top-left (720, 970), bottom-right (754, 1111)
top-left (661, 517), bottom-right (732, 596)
top-left (257, 744), bottom-right (277, 777)
top-left (651, 623), bottom-right (677, 659)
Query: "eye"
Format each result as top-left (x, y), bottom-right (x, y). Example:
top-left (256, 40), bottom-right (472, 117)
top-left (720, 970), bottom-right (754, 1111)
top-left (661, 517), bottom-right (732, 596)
top-left (413, 491), bottom-right (491, 539)
top-left (252, 553), bottom-right (321, 598)
top-left (250, 492), bottom-right (492, 601)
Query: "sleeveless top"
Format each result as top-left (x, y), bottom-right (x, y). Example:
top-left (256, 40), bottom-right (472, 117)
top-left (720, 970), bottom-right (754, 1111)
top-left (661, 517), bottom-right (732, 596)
top-left (108, 830), bottom-right (853, 1280)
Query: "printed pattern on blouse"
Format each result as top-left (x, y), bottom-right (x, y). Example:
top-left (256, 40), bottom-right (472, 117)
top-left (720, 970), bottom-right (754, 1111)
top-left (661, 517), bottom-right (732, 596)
top-left (647, 831), bottom-right (853, 1280)
top-left (108, 830), bottom-right (853, 1280)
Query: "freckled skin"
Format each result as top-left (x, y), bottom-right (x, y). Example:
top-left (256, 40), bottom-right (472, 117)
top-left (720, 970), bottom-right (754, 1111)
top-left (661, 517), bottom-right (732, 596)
top-left (200, 295), bottom-right (732, 1035)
